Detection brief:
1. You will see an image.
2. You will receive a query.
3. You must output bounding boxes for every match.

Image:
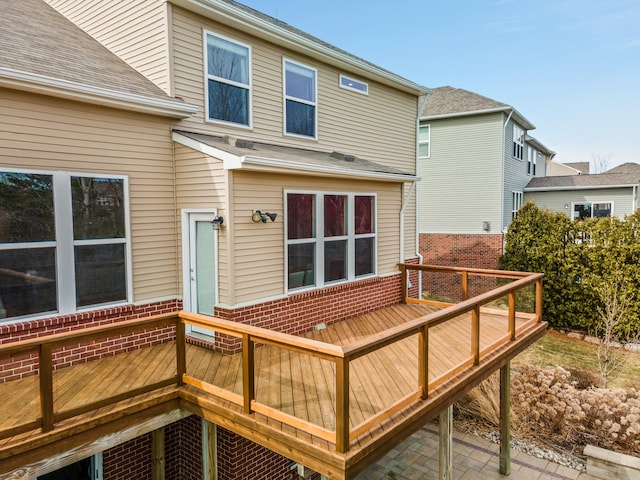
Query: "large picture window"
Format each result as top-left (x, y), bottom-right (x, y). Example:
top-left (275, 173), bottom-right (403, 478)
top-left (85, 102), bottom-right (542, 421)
top-left (284, 60), bottom-right (317, 138)
top-left (286, 192), bottom-right (375, 291)
top-left (205, 31), bottom-right (251, 126)
top-left (0, 170), bottom-right (129, 321)
top-left (572, 202), bottom-right (613, 220)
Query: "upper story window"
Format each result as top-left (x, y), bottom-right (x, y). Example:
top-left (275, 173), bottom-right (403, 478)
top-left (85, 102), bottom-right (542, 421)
top-left (572, 202), bottom-right (613, 220)
top-left (284, 59), bottom-right (317, 138)
top-left (512, 191), bottom-right (524, 218)
top-left (513, 125), bottom-right (524, 160)
top-left (0, 170), bottom-right (129, 321)
top-left (339, 74), bottom-right (368, 95)
top-left (286, 191), bottom-right (376, 291)
top-left (527, 148), bottom-right (538, 175)
top-left (419, 125), bottom-right (431, 158)
top-left (205, 31), bottom-right (251, 127)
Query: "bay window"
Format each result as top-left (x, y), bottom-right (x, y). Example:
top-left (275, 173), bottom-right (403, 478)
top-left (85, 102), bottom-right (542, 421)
top-left (0, 170), bottom-right (129, 320)
top-left (286, 192), bottom-right (375, 291)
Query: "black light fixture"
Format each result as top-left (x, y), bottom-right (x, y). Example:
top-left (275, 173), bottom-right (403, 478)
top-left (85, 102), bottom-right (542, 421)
top-left (251, 210), bottom-right (277, 223)
top-left (211, 215), bottom-right (224, 230)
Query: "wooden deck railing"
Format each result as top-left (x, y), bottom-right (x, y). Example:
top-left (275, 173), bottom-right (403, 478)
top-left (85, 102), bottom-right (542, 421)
top-left (0, 265), bottom-right (543, 455)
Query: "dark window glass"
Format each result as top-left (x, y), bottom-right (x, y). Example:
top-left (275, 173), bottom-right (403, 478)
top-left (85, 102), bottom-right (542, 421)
top-left (0, 247), bottom-right (56, 318)
top-left (287, 243), bottom-right (315, 289)
top-left (0, 172), bottom-right (54, 243)
top-left (75, 244), bottom-right (126, 307)
top-left (72, 177), bottom-right (125, 240)
top-left (39, 457), bottom-right (92, 480)
top-left (285, 64), bottom-right (315, 101)
top-left (355, 237), bottom-right (374, 277)
top-left (287, 194), bottom-right (315, 240)
top-left (355, 196), bottom-right (373, 234)
top-left (286, 100), bottom-right (315, 137)
top-left (594, 203), bottom-right (612, 218)
top-left (573, 204), bottom-right (591, 220)
top-left (208, 80), bottom-right (249, 125)
top-left (324, 195), bottom-right (346, 237)
top-left (324, 240), bottom-right (347, 282)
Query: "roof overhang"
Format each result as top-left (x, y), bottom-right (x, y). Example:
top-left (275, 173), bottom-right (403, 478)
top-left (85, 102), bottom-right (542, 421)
top-left (172, 131), bottom-right (419, 182)
top-left (0, 67), bottom-right (198, 118)
top-left (420, 106), bottom-right (536, 130)
top-left (525, 135), bottom-right (555, 158)
top-left (167, 0), bottom-right (430, 96)
top-left (525, 183), bottom-right (638, 192)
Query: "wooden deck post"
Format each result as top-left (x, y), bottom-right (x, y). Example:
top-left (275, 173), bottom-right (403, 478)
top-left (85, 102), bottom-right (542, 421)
top-left (439, 405), bottom-right (453, 480)
top-left (461, 271), bottom-right (469, 300)
top-left (418, 325), bottom-right (429, 399)
top-left (536, 278), bottom-right (543, 322)
top-left (400, 264), bottom-right (407, 303)
top-left (471, 306), bottom-right (480, 365)
top-left (500, 362), bottom-right (511, 476)
top-left (508, 291), bottom-right (516, 341)
top-left (335, 357), bottom-right (349, 453)
top-left (242, 334), bottom-right (255, 414)
top-left (176, 318), bottom-right (186, 386)
top-left (151, 428), bottom-right (165, 480)
top-left (39, 344), bottom-right (54, 432)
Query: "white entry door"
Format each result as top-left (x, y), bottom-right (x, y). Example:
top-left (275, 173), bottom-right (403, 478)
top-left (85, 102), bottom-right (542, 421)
top-left (184, 212), bottom-right (217, 337)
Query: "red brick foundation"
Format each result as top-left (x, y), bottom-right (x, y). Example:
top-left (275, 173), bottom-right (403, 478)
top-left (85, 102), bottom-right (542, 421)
top-left (103, 432), bottom-right (152, 480)
top-left (166, 416), bottom-right (203, 480)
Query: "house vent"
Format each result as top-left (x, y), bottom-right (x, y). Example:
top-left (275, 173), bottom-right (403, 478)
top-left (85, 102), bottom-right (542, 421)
top-left (343, 154), bottom-right (355, 162)
top-left (330, 151), bottom-right (356, 162)
top-left (235, 139), bottom-right (254, 149)
top-left (222, 135), bottom-right (236, 145)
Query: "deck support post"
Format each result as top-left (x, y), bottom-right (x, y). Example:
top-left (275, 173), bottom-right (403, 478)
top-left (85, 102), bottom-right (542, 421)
top-left (202, 420), bottom-right (217, 480)
top-left (439, 405), bottom-right (453, 480)
top-left (151, 428), bottom-right (165, 480)
top-left (500, 362), bottom-right (511, 476)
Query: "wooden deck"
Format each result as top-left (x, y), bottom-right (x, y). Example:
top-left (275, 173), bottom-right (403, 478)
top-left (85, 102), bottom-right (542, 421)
top-left (0, 265), bottom-right (547, 479)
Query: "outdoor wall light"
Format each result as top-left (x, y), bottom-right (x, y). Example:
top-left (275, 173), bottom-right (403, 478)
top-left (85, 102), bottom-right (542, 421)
top-left (211, 215), bottom-right (224, 230)
top-left (251, 210), bottom-right (277, 223)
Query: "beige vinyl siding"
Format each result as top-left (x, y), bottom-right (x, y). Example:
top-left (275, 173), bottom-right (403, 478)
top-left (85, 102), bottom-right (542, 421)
top-left (170, 6), bottom-right (417, 172)
top-left (229, 172), bottom-right (402, 305)
top-left (418, 113), bottom-right (504, 234)
top-left (45, 0), bottom-right (170, 93)
top-left (0, 89), bottom-right (179, 303)
top-left (524, 188), bottom-right (637, 219)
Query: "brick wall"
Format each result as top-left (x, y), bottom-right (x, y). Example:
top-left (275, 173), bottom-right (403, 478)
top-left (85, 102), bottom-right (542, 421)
top-left (166, 416), bottom-right (202, 480)
top-left (103, 432), bottom-right (152, 480)
top-left (0, 299), bottom-right (181, 383)
top-left (217, 427), bottom-right (295, 480)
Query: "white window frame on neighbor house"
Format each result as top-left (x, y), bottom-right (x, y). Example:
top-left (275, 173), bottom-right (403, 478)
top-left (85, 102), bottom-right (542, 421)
top-left (283, 58), bottom-right (318, 139)
top-left (419, 125), bottom-right (431, 158)
top-left (571, 201), bottom-right (614, 220)
top-left (527, 147), bottom-right (538, 175)
top-left (513, 124), bottom-right (524, 160)
top-left (339, 74), bottom-right (368, 95)
top-left (285, 191), bottom-right (377, 292)
top-left (0, 168), bottom-right (131, 322)
top-left (204, 30), bottom-right (252, 128)
top-left (511, 191), bottom-right (524, 218)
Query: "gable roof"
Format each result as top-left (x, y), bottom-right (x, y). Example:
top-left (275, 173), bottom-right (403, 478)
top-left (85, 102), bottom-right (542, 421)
top-left (562, 162), bottom-right (590, 174)
top-left (420, 86), bottom-right (535, 130)
top-left (172, 130), bottom-right (418, 182)
top-left (604, 162), bottom-right (640, 175)
top-left (0, 0), bottom-right (197, 118)
top-left (525, 172), bottom-right (640, 191)
top-left (170, 0), bottom-right (430, 96)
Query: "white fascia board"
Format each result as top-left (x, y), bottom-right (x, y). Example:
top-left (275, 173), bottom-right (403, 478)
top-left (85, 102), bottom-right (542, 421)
top-left (421, 106), bottom-right (536, 130)
top-left (171, 132), bottom-right (418, 182)
top-left (0, 68), bottom-right (198, 118)
top-left (525, 184), bottom-right (638, 192)
top-left (168, 0), bottom-right (429, 96)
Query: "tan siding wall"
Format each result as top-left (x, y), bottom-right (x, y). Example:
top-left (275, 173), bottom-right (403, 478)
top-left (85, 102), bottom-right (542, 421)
top-left (418, 113), bottom-right (504, 234)
top-left (525, 188), bottom-right (636, 219)
top-left (170, 7), bottom-right (418, 173)
top-left (45, 0), bottom-right (170, 93)
top-left (229, 172), bottom-right (403, 305)
top-left (174, 144), bottom-right (230, 303)
top-left (0, 89), bottom-right (178, 302)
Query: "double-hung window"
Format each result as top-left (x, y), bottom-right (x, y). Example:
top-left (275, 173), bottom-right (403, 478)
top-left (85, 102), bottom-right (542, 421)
top-left (511, 191), bottom-right (524, 218)
top-left (527, 148), bottom-right (538, 175)
top-left (205, 31), bottom-right (251, 126)
top-left (0, 170), bottom-right (129, 321)
top-left (419, 125), bottom-right (430, 158)
top-left (286, 192), bottom-right (375, 291)
top-left (284, 59), bottom-right (317, 138)
top-left (513, 125), bottom-right (524, 160)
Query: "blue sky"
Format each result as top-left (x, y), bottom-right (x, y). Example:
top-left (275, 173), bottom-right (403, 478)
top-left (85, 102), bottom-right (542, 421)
top-left (239, 0), bottom-right (640, 169)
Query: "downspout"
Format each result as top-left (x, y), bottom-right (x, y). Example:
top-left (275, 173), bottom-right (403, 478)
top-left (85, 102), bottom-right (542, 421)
top-left (501, 111), bottom-right (514, 254)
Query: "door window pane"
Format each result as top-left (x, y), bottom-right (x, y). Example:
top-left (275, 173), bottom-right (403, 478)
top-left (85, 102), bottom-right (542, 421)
top-left (288, 243), bottom-right (315, 289)
top-left (324, 195), bottom-right (346, 237)
top-left (75, 244), bottom-right (126, 307)
top-left (324, 240), bottom-right (347, 282)
top-left (72, 177), bottom-right (125, 240)
top-left (287, 194), bottom-right (315, 239)
top-left (0, 172), bottom-right (54, 242)
top-left (195, 220), bottom-right (216, 315)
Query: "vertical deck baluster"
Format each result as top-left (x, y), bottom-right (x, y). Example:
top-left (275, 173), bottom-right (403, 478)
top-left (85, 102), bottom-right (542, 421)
top-left (400, 264), bottom-right (408, 303)
top-left (176, 318), bottom-right (186, 385)
top-left (461, 271), bottom-right (469, 301)
top-left (418, 325), bottom-right (429, 399)
top-left (508, 291), bottom-right (516, 341)
top-left (471, 306), bottom-right (480, 365)
top-left (39, 343), bottom-right (54, 432)
top-left (536, 277), bottom-right (543, 322)
top-left (242, 334), bottom-right (255, 414)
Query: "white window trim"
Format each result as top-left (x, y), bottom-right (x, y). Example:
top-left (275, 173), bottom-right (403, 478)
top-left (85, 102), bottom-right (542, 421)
top-left (513, 124), bottom-right (524, 160)
top-left (0, 167), bottom-right (131, 321)
top-left (339, 74), bottom-right (368, 95)
top-left (285, 190), bottom-right (377, 292)
top-left (570, 201), bottom-right (614, 220)
top-left (203, 29), bottom-right (253, 129)
top-left (283, 58), bottom-right (318, 140)
top-left (511, 191), bottom-right (524, 218)
top-left (419, 124), bottom-right (431, 159)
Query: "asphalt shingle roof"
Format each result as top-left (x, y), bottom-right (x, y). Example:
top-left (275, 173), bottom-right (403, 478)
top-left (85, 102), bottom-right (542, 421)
top-left (526, 172), bottom-right (640, 190)
top-left (604, 162), bottom-right (640, 175)
top-left (422, 86), bottom-right (509, 117)
top-left (0, 0), bottom-right (184, 103)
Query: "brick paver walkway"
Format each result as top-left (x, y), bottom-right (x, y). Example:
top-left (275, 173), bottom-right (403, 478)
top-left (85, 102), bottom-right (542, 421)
top-left (357, 425), bottom-right (599, 479)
